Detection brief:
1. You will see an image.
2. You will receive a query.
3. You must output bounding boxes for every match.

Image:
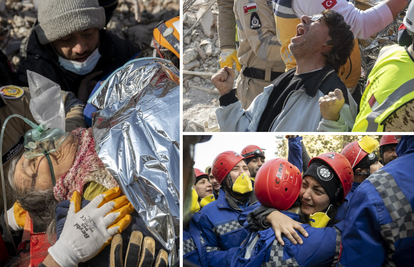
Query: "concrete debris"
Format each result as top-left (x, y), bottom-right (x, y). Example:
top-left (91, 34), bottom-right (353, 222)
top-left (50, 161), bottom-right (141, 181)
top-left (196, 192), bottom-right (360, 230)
top-left (183, 0), bottom-right (221, 132)
top-left (183, 48), bottom-right (199, 65)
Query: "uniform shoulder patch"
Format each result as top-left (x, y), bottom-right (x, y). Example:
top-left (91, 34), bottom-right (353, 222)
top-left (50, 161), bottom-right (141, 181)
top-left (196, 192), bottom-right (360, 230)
top-left (243, 3), bottom-right (258, 14)
top-left (250, 12), bottom-right (262, 29)
top-left (0, 85), bottom-right (24, 99)
top-left (322, 0), bottom-right (337, 9)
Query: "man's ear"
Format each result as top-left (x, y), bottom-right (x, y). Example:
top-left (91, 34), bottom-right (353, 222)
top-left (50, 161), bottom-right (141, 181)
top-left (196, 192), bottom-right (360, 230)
top-left (322, 39), bottom-right (334, 50)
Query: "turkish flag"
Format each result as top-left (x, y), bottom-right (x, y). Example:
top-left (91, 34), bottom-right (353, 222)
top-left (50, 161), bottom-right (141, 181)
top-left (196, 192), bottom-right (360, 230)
top-left (322, 0), bottom-right (337, 9)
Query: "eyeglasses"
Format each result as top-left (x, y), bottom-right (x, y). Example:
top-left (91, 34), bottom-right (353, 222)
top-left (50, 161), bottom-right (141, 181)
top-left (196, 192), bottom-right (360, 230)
top-left (243, 149), bottom-right (265, 158)
top-left (311, 14), bottom-right (323, 23)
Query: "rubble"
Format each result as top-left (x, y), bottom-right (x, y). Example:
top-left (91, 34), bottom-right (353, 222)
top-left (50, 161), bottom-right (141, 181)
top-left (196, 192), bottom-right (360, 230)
top-left (183, 0), bottom-right (403, 132)
top-left (183, 0), bottom-right (220, 132)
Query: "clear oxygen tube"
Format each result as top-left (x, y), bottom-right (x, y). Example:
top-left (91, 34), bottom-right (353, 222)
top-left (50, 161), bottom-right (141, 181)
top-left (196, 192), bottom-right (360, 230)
top-left (0, 114), bottom-right (67, 250)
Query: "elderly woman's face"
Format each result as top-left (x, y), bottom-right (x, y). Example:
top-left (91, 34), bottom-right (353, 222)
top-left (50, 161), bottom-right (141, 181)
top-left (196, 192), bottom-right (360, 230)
top-left (13, 134), bottom-right (79, 192)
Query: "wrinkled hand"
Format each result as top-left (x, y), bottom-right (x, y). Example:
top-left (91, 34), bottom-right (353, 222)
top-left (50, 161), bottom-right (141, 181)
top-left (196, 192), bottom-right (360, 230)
top-left (319, 89), bottom-right (345, 121)
top-left (266, 210), bottom-right (308, 246)
top-left (48, 187), bottom-right (134, 267)
top-left (110, 231), bottom-right (169, 267)
top-left (211, 67), bottom-right (235, 96)
top-left (78, 70), bottom-right (103, 103)
top-left (219, 49), bottom-right (241, 71)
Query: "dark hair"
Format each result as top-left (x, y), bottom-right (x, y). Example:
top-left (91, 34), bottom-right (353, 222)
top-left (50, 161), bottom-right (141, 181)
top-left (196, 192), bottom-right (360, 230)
top-left (321, 9), bottom-right (354, 72)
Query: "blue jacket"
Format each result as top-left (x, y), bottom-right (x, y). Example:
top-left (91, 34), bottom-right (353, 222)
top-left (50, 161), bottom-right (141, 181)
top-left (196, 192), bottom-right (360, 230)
top-left (198, 188), bottom-right (260, 266)
top-left (334, 181), bottom-right (360, 222)
top-left (183, 212), bottom-right (208, 267)
top-left (230, 212), bottom-right (342, 267)
top-left (288, 136), bottom-right (303, 173)
top-left (338, 136), bottom-right (414, 267)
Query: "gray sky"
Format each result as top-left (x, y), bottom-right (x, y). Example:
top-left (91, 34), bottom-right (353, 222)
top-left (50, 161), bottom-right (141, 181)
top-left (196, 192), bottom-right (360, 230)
top-left (192, 134), bottom-right (284, 171)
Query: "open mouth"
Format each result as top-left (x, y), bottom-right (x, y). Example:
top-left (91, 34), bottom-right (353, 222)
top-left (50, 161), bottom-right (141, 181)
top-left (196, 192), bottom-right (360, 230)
top-left (290, 24), bottom-right (306, 44)
top-left (296, 25), bottom-right (305, 37)
top-left (206, 188), bottom-right (213, 194)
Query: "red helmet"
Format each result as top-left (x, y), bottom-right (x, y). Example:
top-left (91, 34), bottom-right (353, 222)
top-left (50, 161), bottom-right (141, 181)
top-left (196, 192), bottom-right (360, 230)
top-left (380, 135), bottom-right (399, 147)
top-left (194, 168), bottom-right (208, 179)
top-left (241, 145), bottom-right (265, 159)
top-left (211, 151), bottom-right (244, 184)
top-left (254, 158), bottom-right (302, 210)
top-left (309, 153), bottom-right (353, 202)
top-left (341, 141), bottom-right (367, 169)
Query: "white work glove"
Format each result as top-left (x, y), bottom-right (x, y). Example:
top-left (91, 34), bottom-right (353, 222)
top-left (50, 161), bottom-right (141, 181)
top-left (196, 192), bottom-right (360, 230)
top-left (48, 188), bottom-right (133, 267)
top-left (219, 49), bottom-right (241, 71)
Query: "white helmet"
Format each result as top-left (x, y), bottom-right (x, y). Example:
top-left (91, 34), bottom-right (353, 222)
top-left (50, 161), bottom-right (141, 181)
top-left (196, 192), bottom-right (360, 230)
top-left (404, 1), bottom-right (414, 33)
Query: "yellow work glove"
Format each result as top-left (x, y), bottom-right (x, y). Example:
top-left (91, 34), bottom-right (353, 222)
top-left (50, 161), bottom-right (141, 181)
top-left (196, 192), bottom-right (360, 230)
top-left (219, 49), bottom-right (241, 71)
top-left (48, 187), bottom-right (134, 266)
top-left (110, 231), bottom-right (169, 267)
top-left (6, 202), bottom-right (27, 231)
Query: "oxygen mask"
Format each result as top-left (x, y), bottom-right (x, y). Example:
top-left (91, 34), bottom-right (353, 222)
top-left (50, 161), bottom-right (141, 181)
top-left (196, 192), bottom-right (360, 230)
top-left (24, 124), bottom-right (68, 159)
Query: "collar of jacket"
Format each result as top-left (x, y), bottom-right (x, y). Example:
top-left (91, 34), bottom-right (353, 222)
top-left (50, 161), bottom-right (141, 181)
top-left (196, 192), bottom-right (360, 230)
top-left (272, 66), bottom-right (336, 98)
top-left (222, 186), bottom-right (258, 212)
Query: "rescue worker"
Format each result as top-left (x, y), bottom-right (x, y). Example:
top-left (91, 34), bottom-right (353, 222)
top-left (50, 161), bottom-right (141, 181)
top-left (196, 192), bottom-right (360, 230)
top-left (337, 136), bottom-right (382, 221)
top-left (241, 145), bottom-right (265, 179)
top-left (231, 0), bottom-right (284, 108)
top-left (205, 166), bottom-right (221, 198)
top-left (352, 1), bottom-right (414, 132)
top-left (217, 0), bottom-right (240, 73)
top-left (338, 135), bottom-right (414, 266)
top-left (272, 0), bottom-right (408, 93)
top-left (230, 153), bottom-right (353, 266)
top-left (198, 151), bottom-right (259, 266)
top-left (17, 0), bottom-right (141, 101)
top-left (183, 169), bottom-right (214, 267)
top-left (379, 135), bottom-right (399, 165)
top-left (192, 169), bottom-right (215, 210)
top-left (213, 10), bottom-right (357, 132)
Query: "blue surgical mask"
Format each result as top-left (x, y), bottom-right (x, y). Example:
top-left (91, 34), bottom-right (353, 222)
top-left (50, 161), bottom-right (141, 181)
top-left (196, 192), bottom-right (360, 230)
top-left (58, 48), bottom-right (101, 75)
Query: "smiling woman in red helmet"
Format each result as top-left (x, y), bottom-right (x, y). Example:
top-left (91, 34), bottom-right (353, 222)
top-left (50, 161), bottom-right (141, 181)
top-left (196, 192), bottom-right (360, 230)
top-left (229, 154), bottom-right (353, 266)
top-left (197, 150), bottom-right (260, 266)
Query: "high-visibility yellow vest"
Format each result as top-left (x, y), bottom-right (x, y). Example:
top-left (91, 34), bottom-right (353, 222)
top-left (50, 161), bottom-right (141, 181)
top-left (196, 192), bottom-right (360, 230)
top-left (352, 45), bottom-right (414, 132)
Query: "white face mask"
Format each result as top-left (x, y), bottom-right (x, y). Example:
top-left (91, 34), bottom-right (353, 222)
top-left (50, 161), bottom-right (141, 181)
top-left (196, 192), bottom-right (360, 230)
top-left (58, 48), bottom-right (101, 75)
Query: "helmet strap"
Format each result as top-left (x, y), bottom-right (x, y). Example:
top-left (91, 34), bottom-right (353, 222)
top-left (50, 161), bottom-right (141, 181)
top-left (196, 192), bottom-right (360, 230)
top-left (227, 173), bottom-right (234, 188)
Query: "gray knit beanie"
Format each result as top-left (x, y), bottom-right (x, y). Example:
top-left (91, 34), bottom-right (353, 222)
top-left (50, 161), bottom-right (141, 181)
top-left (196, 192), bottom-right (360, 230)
top-left (34, 0), bottom-right (106, 45)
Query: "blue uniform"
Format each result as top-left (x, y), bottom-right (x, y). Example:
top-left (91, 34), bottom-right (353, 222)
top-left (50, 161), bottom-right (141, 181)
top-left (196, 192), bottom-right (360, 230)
top-left (198, 188), bottom-right (260, 266)
top-left (335, 181), bottom-right (360, 222)
top-left (338, 136), bottom-right (414, 267)
top-left (183, 212), bottom-right (208, 267)
top-left (230, 211), bottom-right (342, 267)
top-left (288, 136), bottom-right (303, 173)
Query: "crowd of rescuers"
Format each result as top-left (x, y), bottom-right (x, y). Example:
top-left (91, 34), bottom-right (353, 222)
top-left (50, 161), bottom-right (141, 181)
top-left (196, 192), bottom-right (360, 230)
top-left (0, 0), bottom-right (176, 266)
top-left (183, 135), bottom-right (414, 267)
top-left (213, 0), bottom-right (414, 132)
